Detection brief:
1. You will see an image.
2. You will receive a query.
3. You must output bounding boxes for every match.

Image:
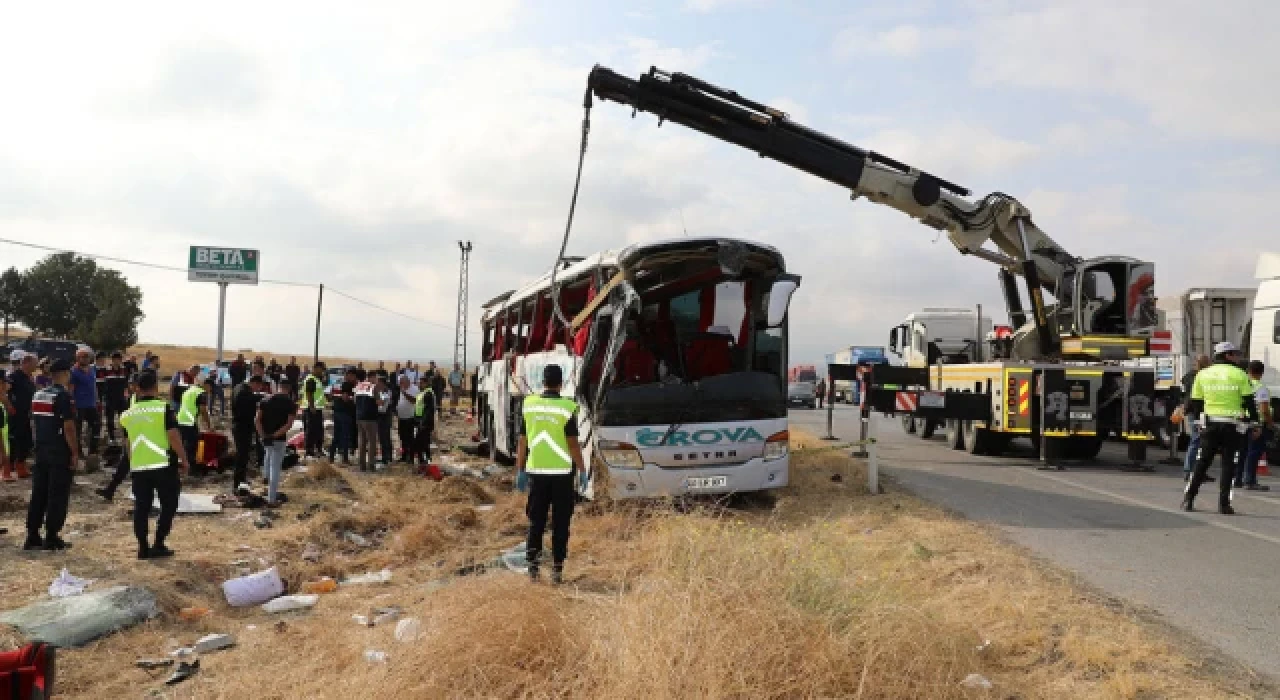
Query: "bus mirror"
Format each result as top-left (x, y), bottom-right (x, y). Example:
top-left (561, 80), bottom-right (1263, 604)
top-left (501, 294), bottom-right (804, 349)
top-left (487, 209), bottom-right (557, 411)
top-left (767, 277), bottom-right (800, 327)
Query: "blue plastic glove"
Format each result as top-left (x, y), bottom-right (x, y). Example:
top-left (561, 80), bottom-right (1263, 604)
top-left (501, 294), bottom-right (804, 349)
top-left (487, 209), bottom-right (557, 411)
top-left (515, 469), bottom-right (528, 493)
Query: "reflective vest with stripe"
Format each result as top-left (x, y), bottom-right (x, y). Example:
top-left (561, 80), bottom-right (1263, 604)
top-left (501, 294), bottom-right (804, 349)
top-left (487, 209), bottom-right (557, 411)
top-left (304, 376), bottom-right (328, 409)
top-left (120, 398), bottom-right (172, 470)
top-left (522, 395), bottom-right (577, 475)
top-left (414, 388), bottom-right (434, 418)
top-left (177, 386), bottom-right (204, 427)
top-left (1191, 363), bottom-right (1253, 419)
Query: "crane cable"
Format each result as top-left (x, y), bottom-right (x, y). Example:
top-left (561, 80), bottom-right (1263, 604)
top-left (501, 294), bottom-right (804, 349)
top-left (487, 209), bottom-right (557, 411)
top-left (548, 87), bottom-right (594, 330)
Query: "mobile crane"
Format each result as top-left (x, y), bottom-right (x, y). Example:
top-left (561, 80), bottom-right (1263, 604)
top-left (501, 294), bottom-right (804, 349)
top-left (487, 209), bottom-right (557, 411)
top-left (586, 65), bottom-right (1162, 463)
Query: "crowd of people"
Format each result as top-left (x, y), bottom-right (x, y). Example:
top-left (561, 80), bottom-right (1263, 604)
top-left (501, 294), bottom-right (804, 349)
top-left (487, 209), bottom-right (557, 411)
top-left (0, 345), bottom-right (479, 555)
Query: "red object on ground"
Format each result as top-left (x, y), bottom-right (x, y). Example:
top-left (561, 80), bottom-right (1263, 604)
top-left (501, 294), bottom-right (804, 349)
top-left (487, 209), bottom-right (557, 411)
top-left (424, 464), bottom-right (443, 481)
top-left (0, 641), bottom-right (55, 700)
top-left (287, 432), bottom-right (305, 450)
top-left (1260, 453), bottom-right (1271, 477)
top-left (197, 432), bottom-right (228, 469)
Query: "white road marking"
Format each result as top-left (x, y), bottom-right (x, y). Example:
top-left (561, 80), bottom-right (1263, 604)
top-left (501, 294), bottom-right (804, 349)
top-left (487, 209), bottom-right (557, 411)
top-left (1030, 469), bottom-right (1280, 548)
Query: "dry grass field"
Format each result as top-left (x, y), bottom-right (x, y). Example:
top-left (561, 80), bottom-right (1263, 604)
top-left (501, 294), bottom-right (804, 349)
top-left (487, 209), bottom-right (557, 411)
top-left (0, 422), bottom-right (1267, 699)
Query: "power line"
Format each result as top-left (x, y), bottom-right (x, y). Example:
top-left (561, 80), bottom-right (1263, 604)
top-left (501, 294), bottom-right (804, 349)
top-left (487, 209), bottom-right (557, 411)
top-left (0, 235), bottom-right (466, 331)
top-left (0, 236), bottom-right (313, 287)
top-left (326, 287), bottom-right (454, 331)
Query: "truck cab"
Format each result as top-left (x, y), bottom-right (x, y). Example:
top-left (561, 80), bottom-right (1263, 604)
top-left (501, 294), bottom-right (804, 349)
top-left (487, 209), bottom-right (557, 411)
top-left (888, 308), bottom-right (994, 368)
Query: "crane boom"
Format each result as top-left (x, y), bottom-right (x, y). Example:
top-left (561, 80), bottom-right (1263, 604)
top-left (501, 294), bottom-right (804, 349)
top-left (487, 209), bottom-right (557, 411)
top-left (586, 65), bottom-right (1158, 362)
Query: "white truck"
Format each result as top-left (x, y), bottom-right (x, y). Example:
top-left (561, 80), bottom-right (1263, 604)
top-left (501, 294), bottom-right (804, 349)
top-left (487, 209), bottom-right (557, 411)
top-left (888, 308), bottom-right (994, 367)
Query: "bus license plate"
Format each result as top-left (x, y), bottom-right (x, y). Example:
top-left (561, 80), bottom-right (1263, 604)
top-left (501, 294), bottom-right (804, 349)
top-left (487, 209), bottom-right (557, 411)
top-left (686, 476), bottom-right (728, 490)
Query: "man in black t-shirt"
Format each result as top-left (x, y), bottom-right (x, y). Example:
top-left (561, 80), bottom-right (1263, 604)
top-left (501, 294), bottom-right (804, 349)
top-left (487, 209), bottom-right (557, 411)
top-left (328, 369), bottom-right (358, 465)
top-left (231, 375), bottom-right (267, 492)
top-left (257, 379), bottom-right (296, 506)
top-left (102, 352), bottom-right (130, 445)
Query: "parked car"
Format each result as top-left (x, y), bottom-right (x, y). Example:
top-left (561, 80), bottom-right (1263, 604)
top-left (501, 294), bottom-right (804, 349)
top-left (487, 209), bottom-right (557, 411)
top-left (787, 381), bottom-right (817, 409)
top-left (4, 338), bottom-right (83, 366)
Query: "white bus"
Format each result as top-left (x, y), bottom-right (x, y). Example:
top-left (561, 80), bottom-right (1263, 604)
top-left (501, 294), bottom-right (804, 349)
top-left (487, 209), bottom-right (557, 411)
top-left (476, 238), bottom-right (800, 500)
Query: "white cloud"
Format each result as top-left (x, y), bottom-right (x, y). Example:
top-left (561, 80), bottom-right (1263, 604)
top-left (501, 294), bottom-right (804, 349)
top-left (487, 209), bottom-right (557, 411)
top-left (832, 23), bottom-right (955, 59)
top-left (967, 1), bottom-right (1280, 143)
top-left (682, 0), bottom-right (768, 12)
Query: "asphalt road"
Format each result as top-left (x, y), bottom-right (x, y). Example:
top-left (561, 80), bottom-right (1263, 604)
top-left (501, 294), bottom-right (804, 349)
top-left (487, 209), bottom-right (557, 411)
top-left (790, 404), bottom-right (1280, 679)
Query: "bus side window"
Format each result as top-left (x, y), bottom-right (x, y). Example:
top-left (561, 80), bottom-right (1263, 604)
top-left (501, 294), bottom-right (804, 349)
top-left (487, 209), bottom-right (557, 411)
top-left (1274, 310), bottom-right (1280, 344)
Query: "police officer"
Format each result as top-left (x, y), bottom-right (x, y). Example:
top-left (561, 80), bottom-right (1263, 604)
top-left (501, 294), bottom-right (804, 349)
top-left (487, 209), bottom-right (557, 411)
top-left (413, 375), bottom-right (436, 467)
top-left (301, 363), bottom-right (328, 458)
top-left (25, 359), bottom-right (79, 551)
top-left (0, 370), bottom-right (11, 480)
top-left (516, 364), bottom-right (584, 584)
top-left (120, 371), bottom-right (190, 559)
top-left (176, 377), bottom-right (215, 473)
top-left (1182, 342), bottom-right (1258, 515)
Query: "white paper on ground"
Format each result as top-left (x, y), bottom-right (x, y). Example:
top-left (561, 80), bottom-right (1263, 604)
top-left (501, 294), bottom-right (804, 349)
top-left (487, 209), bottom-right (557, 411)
top-left (49, 568), bottom-right (94, 598)
top-left (262, 595), bottom-right (319, 613)
top-left (129, 491), bottom-right (223, 514)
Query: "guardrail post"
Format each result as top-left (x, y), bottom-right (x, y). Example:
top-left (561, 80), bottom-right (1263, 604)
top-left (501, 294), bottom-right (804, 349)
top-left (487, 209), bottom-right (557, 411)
top-left (866, 413), bottom-right (879, 495)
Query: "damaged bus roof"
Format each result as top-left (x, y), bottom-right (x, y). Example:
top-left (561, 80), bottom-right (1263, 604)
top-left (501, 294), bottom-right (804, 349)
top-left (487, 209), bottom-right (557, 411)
top-left (484, 237), bottom-right (785, 319)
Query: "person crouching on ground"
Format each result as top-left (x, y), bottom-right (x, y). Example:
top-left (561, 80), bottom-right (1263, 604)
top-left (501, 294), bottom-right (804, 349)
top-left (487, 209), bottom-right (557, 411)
top-left (119, 371), bottom-right (190, 559)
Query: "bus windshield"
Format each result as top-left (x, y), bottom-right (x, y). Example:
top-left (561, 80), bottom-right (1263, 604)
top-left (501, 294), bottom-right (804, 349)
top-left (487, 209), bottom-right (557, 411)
top-left (587, 242), bottom-right (790, 426)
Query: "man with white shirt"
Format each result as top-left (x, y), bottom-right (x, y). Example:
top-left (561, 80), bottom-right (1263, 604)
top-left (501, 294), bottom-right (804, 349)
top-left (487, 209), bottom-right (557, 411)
top-left (394, 375), bottom-right (418, 463)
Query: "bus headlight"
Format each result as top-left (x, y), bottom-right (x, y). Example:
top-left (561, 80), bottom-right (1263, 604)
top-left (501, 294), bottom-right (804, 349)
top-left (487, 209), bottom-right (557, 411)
top-left (598, 440), bottom-right (644, 469)
top-left (763, 430), bottom-right (789, 461)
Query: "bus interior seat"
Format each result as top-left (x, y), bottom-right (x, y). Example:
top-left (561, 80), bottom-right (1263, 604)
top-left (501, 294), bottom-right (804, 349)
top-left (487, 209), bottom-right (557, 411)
top-left (615, 339), bottom-right (657, 384)
top-left (684, 332), bottom-right (733, 380)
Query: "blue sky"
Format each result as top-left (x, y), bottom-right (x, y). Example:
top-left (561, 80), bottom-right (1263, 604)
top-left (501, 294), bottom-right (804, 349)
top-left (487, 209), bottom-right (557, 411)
top-left (0, 0), bottom-right (1276, 365)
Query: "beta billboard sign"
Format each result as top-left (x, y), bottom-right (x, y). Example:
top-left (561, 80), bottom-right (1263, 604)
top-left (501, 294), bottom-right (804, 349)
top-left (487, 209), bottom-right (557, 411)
top-left (188, 247), bottom-right (259, 285)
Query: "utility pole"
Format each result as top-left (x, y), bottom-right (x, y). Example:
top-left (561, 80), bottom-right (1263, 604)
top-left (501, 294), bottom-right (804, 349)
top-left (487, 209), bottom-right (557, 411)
top-left (454, 241), bottom-right (472, 371)
top-left (314, 283), bottom-right (324, 365)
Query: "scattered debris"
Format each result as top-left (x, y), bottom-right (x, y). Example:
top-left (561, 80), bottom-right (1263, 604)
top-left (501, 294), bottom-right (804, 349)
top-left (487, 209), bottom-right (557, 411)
top-left (301, 577), bottom-right (337, 594)
top-left (253, 515), bottom-right (273, 529)
top-left (301, 544), bottom-right (323, 563)
top-left (394, 617), bottom-right (423, 643)
top-left (135, 658), bottom-right (175, 670)
top-left (363, 650), bottom-right (389, 664)
top-left (178, 606), bottom-right (211, 622)
top-left (344, 531), bottom-right (371, 547)
top-left (297, 503), bottom-right (324, 521)
top-left (48, 568), bottom-right (94, 598)
top-left (235, 544), bottom-right (253, 552)
top-left (352, 614), bottom-right (370, 626)
top-left (0, 585), bottom-right (158, 648)
top-left (341, 569), bottom-right (392, 586)
top-left (830, 473), bottom-right (843, 483)
top-left (262, 595), bottom-right (319, 614)
top-left (501, 542), bottom-right (530, 573)
top-left (222, 567), bottom-right (285, 607)
top-left (169, 647), bottom-right (195, 659)
top-left (482, 463), bottom-right (510, 477)
top-left (130, 491), bottom-right (223, 514)
top-left (193, 633), bottom-right (236, 654)
top-left (165, 660), bottom-right (200, 686)
top-left (474, 504), bottom-right (495, 512)
top-left (975, 639), bottom-right (992, 654)
top-left (959, 673), bottom-right (993, 690)
top-left (372, 607), bottom-right (402, 625)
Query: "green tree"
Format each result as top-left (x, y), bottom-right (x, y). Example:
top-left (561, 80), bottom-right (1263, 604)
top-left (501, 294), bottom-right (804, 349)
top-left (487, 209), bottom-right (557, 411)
top-left (0, 266), bottom-right (27, 341)
top-left (79, 268), bottom-right (145, 351)
top-left (18, 253), bottom-right (97, 338)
